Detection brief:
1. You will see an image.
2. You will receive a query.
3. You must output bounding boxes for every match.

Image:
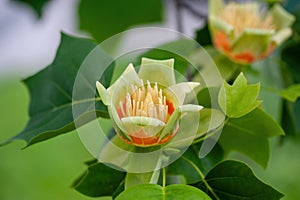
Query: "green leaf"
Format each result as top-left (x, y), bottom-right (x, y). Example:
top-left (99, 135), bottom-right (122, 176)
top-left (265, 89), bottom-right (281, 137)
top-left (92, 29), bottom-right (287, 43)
top-left (1, 33), bottom-right (114, 147)
top-left (11, 0), bottom-right (51, 17)
top-left (189, 47), bottom-right (239, 87)
top-left (279, 84), bottom-right (300, 102)
top-left (218, 73), bottom-right (262, 118)
top-left (197, 108), bottom-right (225, 137)
top-left (245, 51), bottom-right (283, 122)
top-left (193, 160), bottom-right (284, 200)
top-left (219, 108), bottom-right (285, 168)
top-left (115, 184), bottom-right (212, 200)
top-left (196, 23), bottom-right (212, 46)
top-left (206, 47), bottom-right (240, 81)
top-left (79, 0), bottom-right (163, 43)
top-left (166, 141), bottom-right (224, 184)
top-left (125, 170), bottom-right (161, 189)
top-left (281, 99), bottom-right (300, 136)
top-left (280, 9), bottom-right (300, 136)
top-left (73, 162), bottom-right (126, 197)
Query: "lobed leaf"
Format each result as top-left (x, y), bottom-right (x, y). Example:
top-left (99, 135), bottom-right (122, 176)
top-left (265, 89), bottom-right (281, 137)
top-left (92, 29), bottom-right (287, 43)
top-left (218, 73), bottom-right (262, 118)
top-left (1, 33), bottom-right (114, 147)
top-left (193, 160), bottom-right (284, 200)
top-left (219, 108), bottom-right (285, 168)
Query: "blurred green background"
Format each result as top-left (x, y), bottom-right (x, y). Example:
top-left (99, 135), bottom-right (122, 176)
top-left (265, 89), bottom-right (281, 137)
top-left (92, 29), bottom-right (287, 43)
top-left (0, 77), bottom-right (299, 199)
top-left (0, 78), bottom-right (111, 199)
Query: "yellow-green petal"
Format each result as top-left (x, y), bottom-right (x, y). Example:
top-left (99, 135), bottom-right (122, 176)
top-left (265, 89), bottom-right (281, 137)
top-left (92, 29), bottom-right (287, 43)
top-left (231, 29), bottom-right (274, 55)
top-left (272, 28), bottom-right (293, 45)
top-left (159, 104), bottom-right (203, 142)
top-left (96, 81), bottom-right (111, 105)
top-left (209, 0), bottom-right (224, 17)
top-left (163, 82), bottom-right (200, 106)
top-left (138, 57), bottom-right (176, 87)
top-left (209, 16), bottom-right (234, 36)
top-left (270, 4), bottom-right (295, 30)
top-left (110, 63), bottom-right (141, 107)
top-left (121, 116), bottom-right (165, 137)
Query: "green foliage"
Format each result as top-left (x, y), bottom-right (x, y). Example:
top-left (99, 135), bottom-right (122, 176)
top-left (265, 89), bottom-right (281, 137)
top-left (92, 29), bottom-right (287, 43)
top-left (219, 108), bottom-right (285, 168)
top-left (279, 84), bottom-right (300, 102)
top-left (245, 52), bottom-right (283, 122)
top-left (218, 73), bottom-right (262, 118)
top-left (78, 0), bottom-right (163, 43)
top-left (11, 0), bottom-right (51, 17)
top-left (205, 47), bottom-right (240, 81)
top-left (166, 141), bottom-right (224, 184)
top-left (193, 160), bottom-right (284, 200)
top-left (115, 184), bottom-right (212, 200)
top-left (280, 6), bottom-right (300, 136)
top-left (1, 33), bottom-right (113, 147)
top-left (197, 87), bottom-right (220, 108)
top-left (73, 162), bottom-right (125, 197)
top-left (140, 39), bottom-right (198, 77)
top-left (197, 109), bottom-right (225, 137)
top-left (196, 23), bottom-right (212, 46)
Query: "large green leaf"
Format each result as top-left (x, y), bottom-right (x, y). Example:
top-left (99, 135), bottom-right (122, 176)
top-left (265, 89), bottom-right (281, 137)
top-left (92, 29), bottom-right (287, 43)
top-left (79, 0), bottom-right (163, 43)
top-left (218, 73), bottom-right (262, 118)
top-left (193, 160), bottom-right (284, 200)
top-left (166, 141), bottom-right (224, 184)
top-left (73, 162), bottom-right (126, 197)
top-left (246, 51), bottom-right (283, 122)
top-left (219, 108), bottom-right (285, 168)
top-left (1, 33), bottom-right (114, 147)
top-left (115, 184), bottom-right (212, 200)
top-left (11, 0), bottom-right (51, 17)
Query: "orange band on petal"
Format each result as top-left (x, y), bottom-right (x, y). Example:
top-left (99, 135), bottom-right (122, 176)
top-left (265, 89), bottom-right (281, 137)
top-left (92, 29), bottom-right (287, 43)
top-left (231, 51), bottom-right (256, 64)
top-left (214, 31), bottom-right (231, 52)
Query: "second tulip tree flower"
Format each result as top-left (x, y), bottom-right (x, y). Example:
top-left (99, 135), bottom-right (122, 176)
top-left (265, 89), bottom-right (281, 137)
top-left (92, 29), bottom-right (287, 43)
top-left (96, 58), bottom-right (202, 147)
top-left (208, 0), bottom-right (295, 64)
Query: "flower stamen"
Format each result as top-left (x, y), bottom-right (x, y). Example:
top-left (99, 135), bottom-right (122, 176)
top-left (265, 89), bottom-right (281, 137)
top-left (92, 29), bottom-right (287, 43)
top-left (119, 79), bottom-right (169, 122)
top-left (219, 3), bottom-right (274, 36)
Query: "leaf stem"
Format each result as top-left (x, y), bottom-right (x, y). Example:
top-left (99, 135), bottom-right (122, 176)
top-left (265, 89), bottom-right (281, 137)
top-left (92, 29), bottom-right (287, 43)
top-left (162, 167), bottom-right (166, 188)
top-left (181, 156), bottom-right (220, 200)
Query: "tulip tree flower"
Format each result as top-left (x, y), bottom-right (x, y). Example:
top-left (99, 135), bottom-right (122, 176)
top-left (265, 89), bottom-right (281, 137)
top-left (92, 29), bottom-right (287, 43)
top-left (208, 0), bottom-right (295, 64)
top-left (96, 58), bottom-right (203, 147)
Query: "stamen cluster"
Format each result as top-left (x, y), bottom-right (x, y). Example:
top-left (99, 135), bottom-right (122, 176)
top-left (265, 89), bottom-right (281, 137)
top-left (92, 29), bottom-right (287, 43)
top-left (119, 80), bottom-right (169, 122)
top-left (219, 3), bottom-right (274, 36)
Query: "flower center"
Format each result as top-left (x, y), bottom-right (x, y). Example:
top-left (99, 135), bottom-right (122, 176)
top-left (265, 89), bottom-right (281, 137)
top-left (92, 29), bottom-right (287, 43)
top-left (118, 80), bottom-right (173, 122)
top-left (219, 3), bottom-right (274, 36)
